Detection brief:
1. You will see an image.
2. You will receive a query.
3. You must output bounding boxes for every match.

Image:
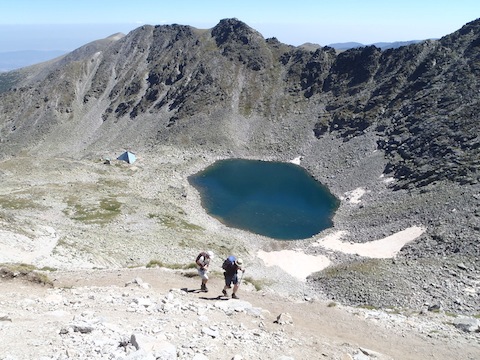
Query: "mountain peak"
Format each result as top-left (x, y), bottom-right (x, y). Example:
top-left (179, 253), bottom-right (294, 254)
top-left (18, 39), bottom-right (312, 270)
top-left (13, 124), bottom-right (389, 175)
top-left (211, 18), bottom-right (263, 46)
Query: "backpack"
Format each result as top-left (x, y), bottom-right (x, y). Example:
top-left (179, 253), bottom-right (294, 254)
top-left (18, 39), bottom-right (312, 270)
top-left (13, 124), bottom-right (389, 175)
top-left (222, 255), bottom-right (236, 271)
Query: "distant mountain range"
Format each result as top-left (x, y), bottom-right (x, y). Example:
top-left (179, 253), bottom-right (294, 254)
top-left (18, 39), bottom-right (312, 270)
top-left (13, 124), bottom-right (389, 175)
top-left (299, 40), bottom-right (424, 52)
top-left (0, 50), bottom-right (67, 71)
top-left (328, 40), bottom-right (424, 50)
top-left (0, 40), bottom-right (424, 71)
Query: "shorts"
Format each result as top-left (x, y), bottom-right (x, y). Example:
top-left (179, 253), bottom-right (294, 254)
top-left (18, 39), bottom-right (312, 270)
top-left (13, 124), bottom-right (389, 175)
top-left (224, 272), bottom-right (238, 286)
top-left (197, 268), bottom-right (209, 280)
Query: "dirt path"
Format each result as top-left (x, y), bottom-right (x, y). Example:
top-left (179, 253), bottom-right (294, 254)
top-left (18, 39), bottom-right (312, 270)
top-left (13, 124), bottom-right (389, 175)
top-left (42, 267), bottom-right (480, 360)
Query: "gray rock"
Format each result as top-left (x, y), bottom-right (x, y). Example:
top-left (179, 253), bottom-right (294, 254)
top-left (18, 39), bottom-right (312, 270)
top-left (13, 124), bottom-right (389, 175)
top-left (131, 333), bottom-right (167, 351)
top-left (452, 317), bottom-right (480, 333)
top-left (72, 321), bottom-right (94, 334)
top-left (132, 297), bottom-right (153, 308)
top-left (427, 304), bottom-right (441, 312)
top-left (202, 326), bottom-right (220, 338)
top-left (353, 352), bottom-right (370, 360)
top-left (131, 333), bottom-right (177, 359)
top-left (275, 313), bottom-right (293, 325)
top-left (0, 313), bottom-right (12, 322)
top-left (359, 347), bottom-right (384, 357)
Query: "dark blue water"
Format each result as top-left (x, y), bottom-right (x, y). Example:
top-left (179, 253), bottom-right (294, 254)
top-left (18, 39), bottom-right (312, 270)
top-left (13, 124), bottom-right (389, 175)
top-left (188, 159), bottom-right (339, 240)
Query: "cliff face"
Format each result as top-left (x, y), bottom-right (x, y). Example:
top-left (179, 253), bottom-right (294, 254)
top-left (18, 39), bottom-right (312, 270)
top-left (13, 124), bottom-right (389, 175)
top-left (0, 18), bottom-right (478, 313)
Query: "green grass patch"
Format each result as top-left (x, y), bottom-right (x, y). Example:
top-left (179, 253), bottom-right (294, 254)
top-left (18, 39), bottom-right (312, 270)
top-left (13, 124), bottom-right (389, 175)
top-left (63, 195), bottom-right (122, 224)
top-left (0, 263), bottom-right (53, 286)
top-left (31, 272), bottom-right (53, 286)
top-left (243, 276), bottom-right (265, 291)
top-left (96, 178), bottom-right (122, 188)
top-left (145, 260), bottom-right (164, 268)
top-left (0, 195), bottom-right (38, 210)
top-left (385, 306), bottom-right (402, 315)
top-left (0, 263), bottom-right (36, 273)
top-left (39, 266), bottom-right (57, 272)
top-left (157, 214), bottom-right (204, 232)
top-left (100, 197), bottom-right (121, 212)
top-left (444, 312), bottom-right (458, 318)
top-left (357, 304), bottom-right (378, 310)
top-left (146, 259), bottom-right (196, 270)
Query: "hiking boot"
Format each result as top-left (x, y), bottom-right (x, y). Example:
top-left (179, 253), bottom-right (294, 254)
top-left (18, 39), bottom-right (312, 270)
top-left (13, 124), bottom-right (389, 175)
top-left (222, 289), bottom-right (227, 297)
top-left (201, 284), bottom-right (208, 292)
top-left (232, 293), bottom-right (239, 299)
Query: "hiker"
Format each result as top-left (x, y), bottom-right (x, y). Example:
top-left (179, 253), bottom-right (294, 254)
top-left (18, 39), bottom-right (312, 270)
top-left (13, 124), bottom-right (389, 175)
top-left (222, 256), bottom-right (245, 299)
top-left (196, 251), bottom-right (214, 292)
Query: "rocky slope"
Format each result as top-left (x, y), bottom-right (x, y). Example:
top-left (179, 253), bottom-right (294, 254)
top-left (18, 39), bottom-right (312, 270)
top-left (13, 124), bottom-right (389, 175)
top-left (1, 268), bottom-right (479, 360)
top-left (0, 17), bottom-right (478, 319)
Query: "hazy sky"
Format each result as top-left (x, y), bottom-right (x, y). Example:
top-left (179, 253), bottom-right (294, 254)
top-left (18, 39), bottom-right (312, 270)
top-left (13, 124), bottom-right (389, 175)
top-left (0, 0), bottom-right (479, 51)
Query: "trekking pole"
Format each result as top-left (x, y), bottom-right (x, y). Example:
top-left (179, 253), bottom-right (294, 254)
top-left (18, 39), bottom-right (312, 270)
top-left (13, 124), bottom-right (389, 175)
top-left (238, 270), bottom-right (244, 288)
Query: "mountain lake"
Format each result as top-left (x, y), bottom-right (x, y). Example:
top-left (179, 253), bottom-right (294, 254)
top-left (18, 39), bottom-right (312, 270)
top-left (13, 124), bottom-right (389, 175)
top-left (188, 159), bottom-right (340, 240)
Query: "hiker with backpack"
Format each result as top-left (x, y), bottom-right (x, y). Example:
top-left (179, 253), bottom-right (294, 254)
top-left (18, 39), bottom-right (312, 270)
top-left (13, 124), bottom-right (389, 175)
top-left (196, 250), bottom-right (214, 292)
top-left (222, 255), bottom-right (245, 299)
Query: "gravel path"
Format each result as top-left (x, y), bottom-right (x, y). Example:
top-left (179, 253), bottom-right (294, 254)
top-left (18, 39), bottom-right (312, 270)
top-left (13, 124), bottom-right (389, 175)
top-left (1, 267), bottom-right (479, 359)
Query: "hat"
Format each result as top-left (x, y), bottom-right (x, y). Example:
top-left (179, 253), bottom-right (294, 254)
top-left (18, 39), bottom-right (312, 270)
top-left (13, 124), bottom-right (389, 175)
top-left (235, 258), bottom-right (243, 266)
top-left (207, 251), bottom-right (214, 259)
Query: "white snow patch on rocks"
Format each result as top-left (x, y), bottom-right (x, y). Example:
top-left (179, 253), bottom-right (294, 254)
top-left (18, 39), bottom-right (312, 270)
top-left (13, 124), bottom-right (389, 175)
top-left (257, 249), bottom-right (331, 281)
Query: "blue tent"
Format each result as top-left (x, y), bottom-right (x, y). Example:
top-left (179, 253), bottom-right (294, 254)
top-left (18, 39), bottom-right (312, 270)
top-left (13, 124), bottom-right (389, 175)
top-left (117, 151), bottom-right (136, 164)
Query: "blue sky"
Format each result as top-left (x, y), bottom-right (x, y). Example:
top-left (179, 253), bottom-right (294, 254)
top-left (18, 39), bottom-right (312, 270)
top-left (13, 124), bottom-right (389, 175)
top-left (0, 0), bottom-right (479, 51)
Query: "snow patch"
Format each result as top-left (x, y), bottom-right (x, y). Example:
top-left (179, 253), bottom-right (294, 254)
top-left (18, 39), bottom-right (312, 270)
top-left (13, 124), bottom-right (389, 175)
top-left (257, 249), bottom-right (331, 281)
top-left (289, 156), bottom-right (303, 165)
top-left (342, 188), bottom-right (367, 204)
top-left (314, 226), bottom-right (426, 258)
top-left (380, 174), bottom-right (395, 184)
